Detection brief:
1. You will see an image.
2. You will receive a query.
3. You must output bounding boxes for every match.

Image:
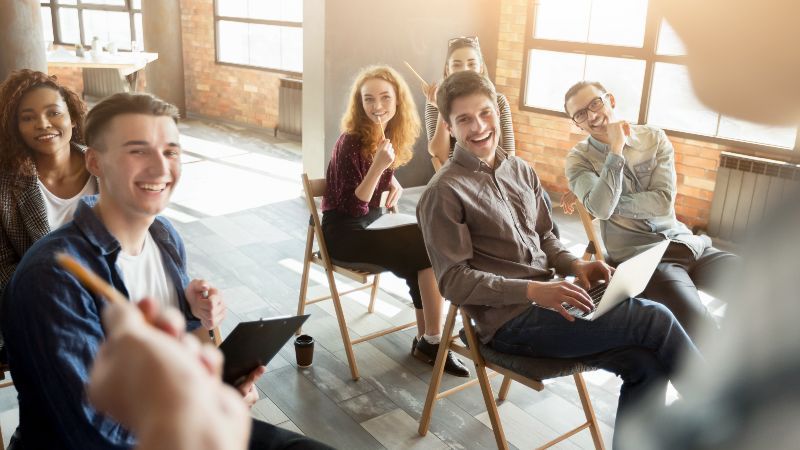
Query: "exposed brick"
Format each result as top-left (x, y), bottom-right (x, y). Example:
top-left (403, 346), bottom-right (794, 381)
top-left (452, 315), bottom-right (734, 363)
top-left (180, 0), bottom-right (280, 129)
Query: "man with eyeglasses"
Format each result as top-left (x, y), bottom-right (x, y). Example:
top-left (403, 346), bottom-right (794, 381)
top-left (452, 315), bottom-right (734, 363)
top-left (562, 81), bottom-right (738, 342)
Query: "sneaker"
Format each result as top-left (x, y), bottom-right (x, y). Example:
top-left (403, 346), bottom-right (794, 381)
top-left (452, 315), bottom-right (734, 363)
top-left (413, 337), bottom-right (470, 378)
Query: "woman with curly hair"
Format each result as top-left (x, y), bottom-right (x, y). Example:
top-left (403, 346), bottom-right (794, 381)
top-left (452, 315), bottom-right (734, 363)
top-left (321, 65), bottom-right (469, 377)
top-left (0, 70), bottom-right (96, 300)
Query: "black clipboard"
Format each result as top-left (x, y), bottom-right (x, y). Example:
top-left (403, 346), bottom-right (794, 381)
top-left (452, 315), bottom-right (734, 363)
top-left (219, 314), bottom-right (310, 386)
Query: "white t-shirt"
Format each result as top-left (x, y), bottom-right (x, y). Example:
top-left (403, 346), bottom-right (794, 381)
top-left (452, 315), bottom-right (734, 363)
top-left (38, 177), bottom-right (97, 230)
top-left (117, 231), bottom-right (180, 309)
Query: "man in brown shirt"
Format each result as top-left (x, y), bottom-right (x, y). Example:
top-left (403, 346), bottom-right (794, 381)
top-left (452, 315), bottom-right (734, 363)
top-left (417, 70), bottom-right (702, 444)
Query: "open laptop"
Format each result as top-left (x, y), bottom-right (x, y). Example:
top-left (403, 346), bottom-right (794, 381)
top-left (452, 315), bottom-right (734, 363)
top-left (565, 240), bottom-right (669, 320)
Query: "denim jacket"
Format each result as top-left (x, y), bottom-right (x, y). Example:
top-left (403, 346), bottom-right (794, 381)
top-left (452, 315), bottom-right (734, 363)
top-left (565, 124), bottom-right (710, 263)
top-left (1, 196), bottom-right (199, 450)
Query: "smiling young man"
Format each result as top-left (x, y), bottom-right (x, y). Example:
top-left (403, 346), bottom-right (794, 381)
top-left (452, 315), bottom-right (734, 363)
top-left (563, 81), bottom-right (738, 340)
top-left (0, 93), bottom-right (327, 450)
top-left (417, 70), bottom-right (702, 446)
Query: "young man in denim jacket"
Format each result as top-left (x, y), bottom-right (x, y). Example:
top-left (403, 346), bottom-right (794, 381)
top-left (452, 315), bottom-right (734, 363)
top-left (563, 81), bottom-right (738, 339)
top-left (1, 93), bottom-right (329, 450)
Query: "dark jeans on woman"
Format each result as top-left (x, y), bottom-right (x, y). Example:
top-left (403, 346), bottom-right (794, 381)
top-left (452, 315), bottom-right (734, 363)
top-left (321, 208), bottom-right (432, 309)
top-left (490, 298), bottom-right (701, 448)
top-left (640, 242), bottom-right (739, 340)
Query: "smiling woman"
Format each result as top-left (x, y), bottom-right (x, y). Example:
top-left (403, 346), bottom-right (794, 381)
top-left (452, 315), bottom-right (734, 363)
top-left (0, 69), bottom-right (96, 301)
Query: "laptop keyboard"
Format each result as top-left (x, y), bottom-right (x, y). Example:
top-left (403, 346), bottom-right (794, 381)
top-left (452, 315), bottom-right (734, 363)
top-left (564, 283), bottom-right (607, 318)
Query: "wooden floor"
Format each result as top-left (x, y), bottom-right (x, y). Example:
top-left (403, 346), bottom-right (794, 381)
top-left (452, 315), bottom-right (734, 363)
top-left (0, 119), bottom-right (729, 449)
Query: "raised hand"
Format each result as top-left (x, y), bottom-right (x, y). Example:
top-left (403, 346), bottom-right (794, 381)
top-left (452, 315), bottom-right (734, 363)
top-left (373, 138), bottom-right (396, 170)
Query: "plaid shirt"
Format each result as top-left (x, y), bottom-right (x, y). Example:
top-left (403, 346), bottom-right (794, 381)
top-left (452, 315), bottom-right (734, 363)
top-left (0, 161), bottom-right (49, 300)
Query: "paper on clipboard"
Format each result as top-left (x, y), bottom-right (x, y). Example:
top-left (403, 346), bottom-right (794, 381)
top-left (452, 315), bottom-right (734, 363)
top-left (366, 213), bottom-right (418, 230)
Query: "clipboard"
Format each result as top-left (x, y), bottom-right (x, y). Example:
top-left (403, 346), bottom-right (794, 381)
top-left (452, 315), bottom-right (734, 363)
top-left (219, 314), bottom-right (310, 386)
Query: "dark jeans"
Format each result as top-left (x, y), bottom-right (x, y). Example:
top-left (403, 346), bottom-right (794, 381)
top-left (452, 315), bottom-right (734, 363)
top-left (490, 298), bottom-right (701, 449)
top-left (641, 242), bottom-right (739, 340)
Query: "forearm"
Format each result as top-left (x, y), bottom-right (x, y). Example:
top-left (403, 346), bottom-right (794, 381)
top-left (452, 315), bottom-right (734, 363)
top-left (429, 115), bottom-right (452, 165)
top-left (354, 164), bottom-right (385, 203)
top-left (573, 154), bottom-right (626, 220)
top-left (439, 265), bottom-right (531, 308)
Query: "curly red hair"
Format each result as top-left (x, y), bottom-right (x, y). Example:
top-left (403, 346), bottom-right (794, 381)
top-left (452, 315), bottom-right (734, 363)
top-left (340, 65), bottom-right (420, 169)
top-left (0, 69), bottom-right (86, 176)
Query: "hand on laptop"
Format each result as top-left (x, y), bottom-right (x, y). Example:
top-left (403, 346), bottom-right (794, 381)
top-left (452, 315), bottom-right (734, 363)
top-left (186, 279), bottom-right (226, 330)
top-left (89, 298), bottom-right (250, 450)
top-left (527, 280), bottom-right (594, 322)
top-left (572, 259), bottom-right (615, 290)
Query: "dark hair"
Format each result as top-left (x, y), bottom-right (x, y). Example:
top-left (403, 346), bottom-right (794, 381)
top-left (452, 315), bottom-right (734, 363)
top-left (0, 69), bottom-right (87, 176)
top-left (443, 36), bottom-right (488, 78)
top-left (563, 81), bottom-right (608, 115)
top-left (85, 93), bottom-right (179, 149)
top-left (436, 70), bottom-right (496, 125)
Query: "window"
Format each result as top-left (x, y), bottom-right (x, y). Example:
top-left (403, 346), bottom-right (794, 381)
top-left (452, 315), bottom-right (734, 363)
top-left (521, 0), bottom-right (798, 154)
top-left (39, 0), bottom-right (142, 51)
top-left (214, 0), bottom-right (303, 75)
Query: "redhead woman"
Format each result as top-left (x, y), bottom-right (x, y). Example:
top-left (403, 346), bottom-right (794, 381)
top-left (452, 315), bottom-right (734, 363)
top-left (0, 70), bottom-right (96, 300)
top-left (321, 65), bottom-right (468, 377)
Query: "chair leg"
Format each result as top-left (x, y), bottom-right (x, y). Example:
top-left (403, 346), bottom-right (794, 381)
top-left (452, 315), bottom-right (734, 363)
top-left (418, 304), bottom-right (459, 436)
top-left (295, 226), bottom-right (315, 335)
top-left (326, 269), bottom-right (360, 381)
top-left (574, 373), bottom-right (605, 450)
top-left (367, 273), bottom-right (381, 314)
top-left (462, 314), bottom-right (509, 450)
top-left (498, 375), bottom-right (512, 401)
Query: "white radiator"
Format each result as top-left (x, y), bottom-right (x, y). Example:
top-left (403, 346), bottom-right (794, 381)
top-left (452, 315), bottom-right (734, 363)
top-left (278, 77), bottom-right (302, 139)
top-left (708, 151), bottom-right (800, 240)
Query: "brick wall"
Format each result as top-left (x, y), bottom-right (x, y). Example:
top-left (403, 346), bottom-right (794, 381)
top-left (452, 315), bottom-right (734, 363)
top-left (495, 0), bottom-right (751, 229)
top-left (49, 67), bottom-right (83, 97)
top-left (180, 0), bottom-right (281, 130)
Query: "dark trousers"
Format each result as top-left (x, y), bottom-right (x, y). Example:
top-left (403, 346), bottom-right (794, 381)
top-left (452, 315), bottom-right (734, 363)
top-left (249, 419), bottom-right (334, 450)
top-left (641, 242), bottom-right (739, 340)
top-left (322, 208), bottom-right (431, 309)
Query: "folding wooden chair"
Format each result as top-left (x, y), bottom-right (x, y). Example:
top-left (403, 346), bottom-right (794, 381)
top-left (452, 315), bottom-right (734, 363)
top-left (296, 173), bottom-right (416, 380)
top-left (575, 199), bottom-right (606, 263)
top-left (419, 304), bottom-right (605, 450)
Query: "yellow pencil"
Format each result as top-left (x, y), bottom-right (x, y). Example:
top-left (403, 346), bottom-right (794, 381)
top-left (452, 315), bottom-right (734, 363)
top-left (56, 252), bottom-right (129, 305)
top-left (403, 60), bottom-right (427, 85)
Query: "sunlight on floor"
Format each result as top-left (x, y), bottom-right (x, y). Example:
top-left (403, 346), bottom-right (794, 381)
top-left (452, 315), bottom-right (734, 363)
top-left (164, 133), bottom-right (304, 221)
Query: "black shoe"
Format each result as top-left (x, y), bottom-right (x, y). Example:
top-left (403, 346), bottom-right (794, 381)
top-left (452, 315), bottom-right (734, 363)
top-left (413, 337), bottom-right (471, 378)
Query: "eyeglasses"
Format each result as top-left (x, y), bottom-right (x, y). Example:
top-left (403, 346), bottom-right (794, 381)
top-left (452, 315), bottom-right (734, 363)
top-left (448, 36), bottom-right (480, 49)
top-left (571, 93), bottom-right (609, 124)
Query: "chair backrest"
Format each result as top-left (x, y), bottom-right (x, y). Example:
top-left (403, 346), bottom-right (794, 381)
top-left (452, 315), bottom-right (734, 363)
top-left (575, 200), bottom-right (605, 263)
top-left (301, 174), bottom-right (333, 266)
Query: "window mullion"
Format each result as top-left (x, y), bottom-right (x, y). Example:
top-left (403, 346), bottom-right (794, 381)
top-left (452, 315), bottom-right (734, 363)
top-left (638, 5), bottom-right (661, 125)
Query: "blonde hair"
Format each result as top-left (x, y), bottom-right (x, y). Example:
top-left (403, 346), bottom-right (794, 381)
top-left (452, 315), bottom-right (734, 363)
top-left (340, 65), bottom-right (420, 169)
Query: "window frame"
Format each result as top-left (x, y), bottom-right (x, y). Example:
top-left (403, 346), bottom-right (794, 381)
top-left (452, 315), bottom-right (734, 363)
top-left (212, 0), bottom-right (303, 77)
top-left (41, 0), bottom-right (141, 51)
top-left (519, 1), bottom-right (800, 162)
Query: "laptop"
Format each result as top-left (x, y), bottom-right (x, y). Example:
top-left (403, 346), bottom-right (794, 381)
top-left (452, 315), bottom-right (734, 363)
top-left (219, 314), bottom-right (309, 386)
top-left (565, 240), bottom-right (669, 320)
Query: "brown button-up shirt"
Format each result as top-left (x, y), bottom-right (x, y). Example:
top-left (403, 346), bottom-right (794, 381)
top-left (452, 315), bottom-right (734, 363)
top-left (417, 146), bottom-right (578, 343)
